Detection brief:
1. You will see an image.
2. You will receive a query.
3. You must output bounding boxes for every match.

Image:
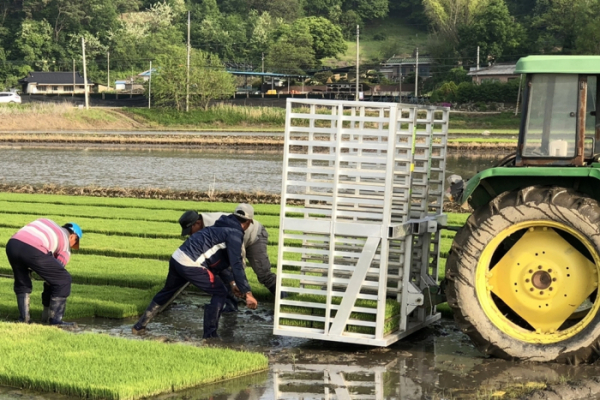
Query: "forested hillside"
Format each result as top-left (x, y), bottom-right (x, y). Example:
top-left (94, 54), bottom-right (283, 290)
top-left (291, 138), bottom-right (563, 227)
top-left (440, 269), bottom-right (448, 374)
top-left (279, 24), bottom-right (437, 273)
top-left (0, 0), bottom-right (599, 91)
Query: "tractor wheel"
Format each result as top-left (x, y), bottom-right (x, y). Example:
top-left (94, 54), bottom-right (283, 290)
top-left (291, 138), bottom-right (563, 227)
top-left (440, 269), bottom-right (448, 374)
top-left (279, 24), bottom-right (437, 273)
top-left (446, 186), bottom-right (600, 364)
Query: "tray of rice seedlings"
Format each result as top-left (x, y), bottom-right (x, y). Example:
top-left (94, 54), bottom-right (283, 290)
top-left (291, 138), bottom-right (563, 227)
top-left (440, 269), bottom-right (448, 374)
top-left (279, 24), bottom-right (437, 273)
top-left (279, 294), bottom-right (400, 335)
top-left (0, 192), bottom-right (282, 215)
top-left (0, 322), bottom-right (268, 400)
top-left (0, 278), bottom-right (153, 320)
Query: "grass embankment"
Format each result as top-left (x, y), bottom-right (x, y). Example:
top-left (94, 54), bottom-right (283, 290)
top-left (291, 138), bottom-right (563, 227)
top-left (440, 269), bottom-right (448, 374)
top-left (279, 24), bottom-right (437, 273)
top-left (448, 112), bottom-right (521, 134)
top-left (0, 103), bottom-right (520, 143)
top-left (124, 104), bottom-right (285, 130)
top-left (0, 103), bottom-right (139, 131)
top-left (0, 322), bottom-right (267, 400)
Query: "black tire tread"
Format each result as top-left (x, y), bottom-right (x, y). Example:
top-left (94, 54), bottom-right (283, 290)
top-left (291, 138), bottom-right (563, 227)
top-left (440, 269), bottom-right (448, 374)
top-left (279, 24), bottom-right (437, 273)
top-left (446, 185), bottom-right (600, 364)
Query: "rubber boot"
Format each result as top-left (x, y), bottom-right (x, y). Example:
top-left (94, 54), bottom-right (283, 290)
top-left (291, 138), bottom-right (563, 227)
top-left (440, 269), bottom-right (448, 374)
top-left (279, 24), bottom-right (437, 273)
top-left (48, 297), bottom-right (77, 329)
top-left (222, 291), bottom-right (239, 313)
top-left (203, 297), bottom-right (225, 339)
top-left (16, 293), bottom-right (30, 323)
top-left (268, 284), bottom-right (289, 299)
top-left (41, 306), bottom-right (49, 323)
top-left (132, 301), bottom-right (161, 335)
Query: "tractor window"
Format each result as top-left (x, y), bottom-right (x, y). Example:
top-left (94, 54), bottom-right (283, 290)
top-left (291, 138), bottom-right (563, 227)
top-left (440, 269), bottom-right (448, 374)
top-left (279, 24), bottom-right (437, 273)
top-left (523, 74), bottom-right (578, 157)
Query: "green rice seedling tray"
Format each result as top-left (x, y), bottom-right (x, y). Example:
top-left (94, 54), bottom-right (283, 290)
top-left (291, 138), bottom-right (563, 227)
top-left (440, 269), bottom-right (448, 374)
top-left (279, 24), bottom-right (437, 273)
top-left (0, 277), bottom-right (153, 320)
top-left (0, 192), bottom-right (281, 215)
top-left (0, 322), bottom-right (268, 400)
top-left (280, 294), bottom-right (400, 335)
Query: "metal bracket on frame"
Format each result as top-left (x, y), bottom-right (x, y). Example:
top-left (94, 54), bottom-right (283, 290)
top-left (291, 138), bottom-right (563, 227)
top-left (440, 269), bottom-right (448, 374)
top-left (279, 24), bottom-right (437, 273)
top-left (388, 214), bottom-right (448, 239)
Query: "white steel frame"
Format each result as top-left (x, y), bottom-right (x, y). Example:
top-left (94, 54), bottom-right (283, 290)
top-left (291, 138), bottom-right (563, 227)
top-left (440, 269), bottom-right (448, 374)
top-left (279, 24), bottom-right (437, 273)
top-left (274, 98), bottom-right (449, 346)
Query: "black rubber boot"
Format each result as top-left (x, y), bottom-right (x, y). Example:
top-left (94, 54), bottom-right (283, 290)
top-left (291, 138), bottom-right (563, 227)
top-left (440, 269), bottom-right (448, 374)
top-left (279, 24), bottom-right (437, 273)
top-left (16, 293), bottom-right (30, 323)
top-left (132, 301), bottom-right (161, 335)
top-left (49, 297), bottom-right (77, 329)
top-left (203, 297), bottom-right (225, 339)
top-left (41, 307), bottom-right (49, 323)
top-left (268, 284), bottom-right (289, 299)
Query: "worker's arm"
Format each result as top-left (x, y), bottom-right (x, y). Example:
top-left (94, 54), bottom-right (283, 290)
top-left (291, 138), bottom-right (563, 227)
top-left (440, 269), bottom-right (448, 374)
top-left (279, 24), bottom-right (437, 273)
top-left (225, 230), bottom-right (256, 309)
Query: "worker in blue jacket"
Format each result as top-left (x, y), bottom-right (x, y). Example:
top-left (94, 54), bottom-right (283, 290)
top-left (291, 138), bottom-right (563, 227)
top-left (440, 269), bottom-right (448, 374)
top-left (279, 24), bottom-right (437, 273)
top-left (132, 211), bottom-right (258, 338)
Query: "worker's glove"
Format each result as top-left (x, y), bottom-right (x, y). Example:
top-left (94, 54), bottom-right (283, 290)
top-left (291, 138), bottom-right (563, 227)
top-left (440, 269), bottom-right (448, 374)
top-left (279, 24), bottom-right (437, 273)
top-left (245, 292), bottom-right (258, 310)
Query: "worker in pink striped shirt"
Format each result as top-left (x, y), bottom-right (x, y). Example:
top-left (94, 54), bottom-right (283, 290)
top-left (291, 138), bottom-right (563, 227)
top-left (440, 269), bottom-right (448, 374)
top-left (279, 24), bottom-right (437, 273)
top-left (5, 219), bottom-right (82, 327)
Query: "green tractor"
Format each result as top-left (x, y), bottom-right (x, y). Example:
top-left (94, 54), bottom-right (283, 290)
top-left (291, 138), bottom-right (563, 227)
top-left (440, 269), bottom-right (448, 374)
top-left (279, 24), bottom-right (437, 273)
top-left (447, 55), bottom-right (600, 363)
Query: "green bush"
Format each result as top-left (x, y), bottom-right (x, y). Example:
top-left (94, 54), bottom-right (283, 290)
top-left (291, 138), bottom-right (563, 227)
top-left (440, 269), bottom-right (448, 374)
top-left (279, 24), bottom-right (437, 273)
top-left (433, 79), bottom-right (520, 104)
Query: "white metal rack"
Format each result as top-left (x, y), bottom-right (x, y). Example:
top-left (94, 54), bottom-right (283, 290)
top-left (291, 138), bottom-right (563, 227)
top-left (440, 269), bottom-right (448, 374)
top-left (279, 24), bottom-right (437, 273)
top-left (274, 99), bottom-right (449, 346)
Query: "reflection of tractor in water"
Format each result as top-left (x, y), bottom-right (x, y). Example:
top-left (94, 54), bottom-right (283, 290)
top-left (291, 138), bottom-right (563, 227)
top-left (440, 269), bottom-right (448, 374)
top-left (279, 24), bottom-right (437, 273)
top-left (447, 56), bottom-right (600, 363)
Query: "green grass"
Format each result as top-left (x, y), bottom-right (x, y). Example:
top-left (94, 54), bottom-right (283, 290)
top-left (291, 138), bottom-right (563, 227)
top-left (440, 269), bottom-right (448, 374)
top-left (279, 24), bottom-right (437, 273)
top-left (322, 17), bottom-right (429, 66)
top-left (124, 104), bottom-right (286, 128)
top-left (0, 322), bottom-right (267, 400)
top-left (449, 112), bottom-right (521, 130)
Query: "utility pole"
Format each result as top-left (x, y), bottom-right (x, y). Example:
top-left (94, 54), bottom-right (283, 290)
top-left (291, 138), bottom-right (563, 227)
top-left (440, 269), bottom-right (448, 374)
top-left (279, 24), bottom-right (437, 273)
top-left (107, 51), bottom-right (110, 90)
top-left (81, 37), bottom-right (89, 110)
top-left (148, 61), bottom-right (152, 109)
top-left (261, 52), bottom-right (264, 73)
top-left (130, 66), bottom-right (134, 98)
top-left (355, 25), bottom-right (360, 101)
top-left (72, 59), bottom-right (75, 97)
top-left (477, 46), bottom-right (480, 71)
top-left (186, 10), bottom-right (190, 112)
top-left (415, 47), bottom-right (419, 101)
top-left (398, 70), bottom-right (402, 103)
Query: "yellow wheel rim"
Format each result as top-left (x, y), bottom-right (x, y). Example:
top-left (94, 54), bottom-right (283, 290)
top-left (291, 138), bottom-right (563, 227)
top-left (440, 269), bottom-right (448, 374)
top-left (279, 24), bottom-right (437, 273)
top-left (476, 221), bottom-right (600, 344)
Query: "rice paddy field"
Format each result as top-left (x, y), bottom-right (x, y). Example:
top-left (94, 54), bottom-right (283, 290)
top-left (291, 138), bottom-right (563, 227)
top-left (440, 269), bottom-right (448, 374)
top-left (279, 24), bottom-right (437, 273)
top-left (0, 191), bottom-right (468, 399)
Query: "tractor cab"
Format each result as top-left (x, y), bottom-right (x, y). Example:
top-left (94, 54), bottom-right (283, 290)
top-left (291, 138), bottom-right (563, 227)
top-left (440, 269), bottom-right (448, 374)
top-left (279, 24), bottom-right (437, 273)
top-left (516, 56), bottom-right (599, 166)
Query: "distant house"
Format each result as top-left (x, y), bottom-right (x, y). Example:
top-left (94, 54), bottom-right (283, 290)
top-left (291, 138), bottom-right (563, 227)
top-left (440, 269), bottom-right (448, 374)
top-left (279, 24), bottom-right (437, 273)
top-left (19, 72), bottom-right (94, 94)
top-left (137, 68), bottom-right (157, 82)
top-left (467, 63), bottom-right (518, 84)
top-left (380, 56), bottom-right (433, 81)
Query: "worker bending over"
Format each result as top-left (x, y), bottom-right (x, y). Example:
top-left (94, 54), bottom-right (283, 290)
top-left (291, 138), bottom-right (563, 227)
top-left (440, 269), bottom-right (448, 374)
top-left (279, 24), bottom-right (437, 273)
top-left (179, 203), bottom-right (279, 296)
top-left (6, 219), bottom-right (82, 327)
top-left (132, 210), bottom-right (258, 338)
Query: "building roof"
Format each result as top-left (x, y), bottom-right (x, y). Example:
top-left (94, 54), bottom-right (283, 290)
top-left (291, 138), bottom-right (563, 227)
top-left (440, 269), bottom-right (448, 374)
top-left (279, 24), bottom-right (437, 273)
top-left (138, 69), bottom-right (157, 77)
top-left (467, 63), bottom-right (517, 76)
top-left (516, 55), bottom-right (600, 74)
top-left (384, 56), bottom-right (433, 65)
top-left (19, 72), bottom-right (93, 85)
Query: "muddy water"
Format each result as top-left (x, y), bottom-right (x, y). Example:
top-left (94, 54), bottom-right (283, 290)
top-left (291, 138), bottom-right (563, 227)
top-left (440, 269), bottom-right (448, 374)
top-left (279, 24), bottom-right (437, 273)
top-left (0, 147), bottom-right (504, 193)
top-left (5, 292), bottom-right (600, 400)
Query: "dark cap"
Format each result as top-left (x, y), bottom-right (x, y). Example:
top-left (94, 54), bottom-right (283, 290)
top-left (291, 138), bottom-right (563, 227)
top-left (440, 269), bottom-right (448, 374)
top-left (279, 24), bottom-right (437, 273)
top-left (179, 210), bottom-right (199, 236)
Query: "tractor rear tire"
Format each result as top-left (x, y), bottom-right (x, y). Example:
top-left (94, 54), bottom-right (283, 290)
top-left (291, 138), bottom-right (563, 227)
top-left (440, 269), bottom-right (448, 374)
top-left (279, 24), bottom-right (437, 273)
top-left (447, 185), bottom-right (600, 364)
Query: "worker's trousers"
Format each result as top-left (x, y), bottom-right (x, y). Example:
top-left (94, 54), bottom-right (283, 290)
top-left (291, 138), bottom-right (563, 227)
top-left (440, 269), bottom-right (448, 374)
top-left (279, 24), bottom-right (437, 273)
top-left (6, 238), bottom-right (72, 307)
top-left (152, 257), bottom-right (228, 338)
top-left (246, 225), bottom-right (277, 290)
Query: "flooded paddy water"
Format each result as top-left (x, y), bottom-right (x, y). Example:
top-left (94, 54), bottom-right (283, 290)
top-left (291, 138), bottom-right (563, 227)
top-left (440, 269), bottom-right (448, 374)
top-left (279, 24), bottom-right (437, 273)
top-left (0, 147), bottom-right (501, 193)
top-left (4, 292), bottom-right (600, 400)
top-left (3, 145), bottom-right (600, 399)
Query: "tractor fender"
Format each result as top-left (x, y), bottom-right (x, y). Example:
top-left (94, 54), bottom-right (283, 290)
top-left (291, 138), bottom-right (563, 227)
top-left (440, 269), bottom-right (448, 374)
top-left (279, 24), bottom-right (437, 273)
top-left (461, 167), bottom-right (600, 210)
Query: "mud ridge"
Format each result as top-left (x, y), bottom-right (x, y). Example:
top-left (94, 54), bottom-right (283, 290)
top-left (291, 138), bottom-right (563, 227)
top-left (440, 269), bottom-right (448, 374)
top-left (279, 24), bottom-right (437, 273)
top-left (0, 183), bottom-right (472, 213)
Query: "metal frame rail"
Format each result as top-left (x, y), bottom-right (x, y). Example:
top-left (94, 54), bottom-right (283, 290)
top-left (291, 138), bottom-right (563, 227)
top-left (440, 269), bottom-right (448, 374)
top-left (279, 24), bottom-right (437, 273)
top-left (274, 98), bottom-right (449, 346)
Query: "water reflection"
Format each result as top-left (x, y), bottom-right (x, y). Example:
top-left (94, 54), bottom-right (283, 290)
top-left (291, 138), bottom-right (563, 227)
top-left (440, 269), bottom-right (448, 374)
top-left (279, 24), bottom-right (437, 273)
top-left (0, 148), bottom-right (508, 194)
